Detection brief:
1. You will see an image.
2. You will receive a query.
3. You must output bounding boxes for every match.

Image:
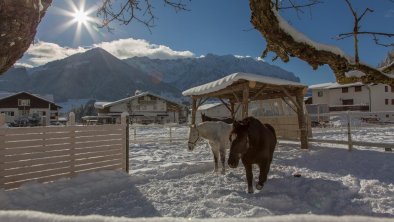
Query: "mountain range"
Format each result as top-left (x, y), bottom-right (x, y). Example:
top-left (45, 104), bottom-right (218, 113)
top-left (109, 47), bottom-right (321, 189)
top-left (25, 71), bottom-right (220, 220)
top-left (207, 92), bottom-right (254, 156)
top-left (0, 47), bottom-right (300, 103)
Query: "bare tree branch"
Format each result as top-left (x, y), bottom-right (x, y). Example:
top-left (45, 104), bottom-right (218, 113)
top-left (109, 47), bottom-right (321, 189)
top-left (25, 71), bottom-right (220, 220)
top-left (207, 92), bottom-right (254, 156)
top-left (250, 0), bottom-right (394, 86)
top-left (96, 0), bottom-right (189, 32)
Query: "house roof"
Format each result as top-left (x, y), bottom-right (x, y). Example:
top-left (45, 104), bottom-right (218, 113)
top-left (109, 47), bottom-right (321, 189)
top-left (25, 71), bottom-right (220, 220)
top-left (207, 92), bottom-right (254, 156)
top-left (309, 82), bottom-right (364, 90)
top-left (0, 91), bottom-right (62, 108)
top-left (94, 91), bottom-right (185, 109)
top-left (182, 72), bottom-right (305, 97)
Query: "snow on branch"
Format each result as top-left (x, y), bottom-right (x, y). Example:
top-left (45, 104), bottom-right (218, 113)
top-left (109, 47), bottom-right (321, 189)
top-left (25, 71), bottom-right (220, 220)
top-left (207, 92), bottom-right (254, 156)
top-left (250, 0), bottom-right (394, 86)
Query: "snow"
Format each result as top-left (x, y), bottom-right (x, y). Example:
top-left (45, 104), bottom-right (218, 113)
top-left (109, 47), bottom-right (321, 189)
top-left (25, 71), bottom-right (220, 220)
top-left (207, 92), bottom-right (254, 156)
top-left (182, 72), bottom-right (305, 96)
top-left (0, 126), bottom-right (394, 221)
top-left (309, 82), bottom-right (364, 89)
top-left (345, 70), bottom-right (366, 78)
top-left (274, 10), bottom-right (352, 62)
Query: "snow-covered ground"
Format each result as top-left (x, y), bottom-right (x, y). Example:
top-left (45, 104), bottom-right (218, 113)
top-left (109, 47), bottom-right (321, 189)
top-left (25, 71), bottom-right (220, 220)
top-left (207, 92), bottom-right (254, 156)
top-left (0, 125), bottom-right (394, 221)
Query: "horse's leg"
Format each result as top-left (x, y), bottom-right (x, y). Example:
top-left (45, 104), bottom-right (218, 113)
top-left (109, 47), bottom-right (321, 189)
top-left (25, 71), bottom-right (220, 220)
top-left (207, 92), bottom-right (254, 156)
top-left (210, 143), bottom-right (219, 173)
top-left (243, 159), bottom-right (253, 193)
top-left (219, 146), bottom-right (226, 175)
top-left (257, 160), bottom-right (271, 190)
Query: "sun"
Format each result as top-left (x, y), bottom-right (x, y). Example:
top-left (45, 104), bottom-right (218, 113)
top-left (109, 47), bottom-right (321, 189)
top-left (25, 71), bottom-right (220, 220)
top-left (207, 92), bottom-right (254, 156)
top-left (55, 0), bottom-right (101, 44)
top-left (73, 10), bottom-right (88, 24)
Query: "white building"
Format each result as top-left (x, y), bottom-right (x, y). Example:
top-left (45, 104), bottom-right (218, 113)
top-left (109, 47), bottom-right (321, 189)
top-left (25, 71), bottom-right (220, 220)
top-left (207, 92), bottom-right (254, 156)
top-left (309, 82), bottom-right (394, 119)
top-left (94, 91), bottom-right (187, 124)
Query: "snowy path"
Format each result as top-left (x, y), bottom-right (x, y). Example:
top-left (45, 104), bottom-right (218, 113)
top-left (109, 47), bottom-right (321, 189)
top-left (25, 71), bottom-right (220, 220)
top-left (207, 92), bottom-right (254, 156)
top-left (0, 126), bottom-right (393, 220)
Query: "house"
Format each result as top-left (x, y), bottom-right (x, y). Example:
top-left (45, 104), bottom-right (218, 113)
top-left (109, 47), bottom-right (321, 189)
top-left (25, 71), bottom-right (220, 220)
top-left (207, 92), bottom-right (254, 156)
top-left (0, 91), bottom-right (62, 125)
top-left (309, 82), bottom-right (394, 120)
top-left (94, 91), bottom-right (188, 124)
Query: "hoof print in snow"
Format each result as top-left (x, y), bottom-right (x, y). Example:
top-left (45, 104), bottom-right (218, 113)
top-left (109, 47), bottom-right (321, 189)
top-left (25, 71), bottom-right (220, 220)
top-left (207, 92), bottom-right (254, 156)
top-left (293, 173), bottom-right (301, 177)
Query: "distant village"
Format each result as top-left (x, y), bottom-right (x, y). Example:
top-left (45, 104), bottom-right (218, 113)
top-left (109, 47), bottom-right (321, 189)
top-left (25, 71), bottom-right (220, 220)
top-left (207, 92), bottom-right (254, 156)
top-left (1, 80), bottom-right (393, 127)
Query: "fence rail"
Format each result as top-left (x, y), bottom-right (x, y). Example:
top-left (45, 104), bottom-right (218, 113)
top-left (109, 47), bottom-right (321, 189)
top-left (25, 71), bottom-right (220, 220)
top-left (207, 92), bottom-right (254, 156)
top-left (0, 124), bottom-right (127, 190)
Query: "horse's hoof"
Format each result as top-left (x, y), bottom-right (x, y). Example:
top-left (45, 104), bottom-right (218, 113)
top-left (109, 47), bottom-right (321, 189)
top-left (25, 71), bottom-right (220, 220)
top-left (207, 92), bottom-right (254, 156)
top-left (256, 183), bottom-right (264, 190)
top-left (247, 188), bottom-right (254, 193)
top-left (221, 170), bottom-right (226, 175)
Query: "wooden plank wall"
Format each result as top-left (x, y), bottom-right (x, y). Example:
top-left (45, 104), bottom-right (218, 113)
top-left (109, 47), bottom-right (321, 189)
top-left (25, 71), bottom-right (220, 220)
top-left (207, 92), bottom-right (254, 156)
top-left (0, 124), bottom-right (127, 190)
top-left (257, 116), bottom-right (312, 140)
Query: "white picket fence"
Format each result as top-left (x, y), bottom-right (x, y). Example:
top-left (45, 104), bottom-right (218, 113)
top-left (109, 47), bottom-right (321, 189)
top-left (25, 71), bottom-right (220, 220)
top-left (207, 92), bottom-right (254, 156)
top-left (0, 113), bottom-right (129, 190)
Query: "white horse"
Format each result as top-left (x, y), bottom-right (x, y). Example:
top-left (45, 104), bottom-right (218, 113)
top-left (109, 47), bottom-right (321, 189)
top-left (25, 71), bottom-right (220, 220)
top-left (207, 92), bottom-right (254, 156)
top-left (188, 121), bottom-right (233, 174)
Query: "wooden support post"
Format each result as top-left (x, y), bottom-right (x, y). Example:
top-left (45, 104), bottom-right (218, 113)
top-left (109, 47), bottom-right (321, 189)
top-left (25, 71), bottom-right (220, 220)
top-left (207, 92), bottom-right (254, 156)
top-left (121, 112), bottom-right (130, 172)
top-left (68, 112), bottom-right (76, 177)
top-left (296, 90), bottom-right (308, 149)
top-left (242, 85), bottom-right (249, 119)
top-left (346, 111), bottom-right (353, 151)
top-left (230, 101), bottom-right (235, 120)
top-left (191, 97), bottom-right (197, 125)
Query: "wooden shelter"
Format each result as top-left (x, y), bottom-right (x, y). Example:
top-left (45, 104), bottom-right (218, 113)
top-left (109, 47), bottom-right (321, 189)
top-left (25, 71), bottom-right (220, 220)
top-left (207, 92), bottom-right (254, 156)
top-left (182, 72), bottom-right (309, 149)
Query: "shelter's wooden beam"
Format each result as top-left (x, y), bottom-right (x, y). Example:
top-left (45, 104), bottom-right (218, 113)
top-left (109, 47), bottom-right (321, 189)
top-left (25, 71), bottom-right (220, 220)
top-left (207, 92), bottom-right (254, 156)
top-left (191, 97), bottom-right (197, 125)
top-left (242, 85), bottom-right (249, 118)
top-left (280, 97), bottom-right (297, 113)
top-left (295, 90), bottom-right (308, 149)
top-left (218, 98), bottom-right (233, 118)
top-left (279, 87), bottom-right (301, 111)
top-left (251, 85), bottom-right (267, 101)
top-left (197, 97), bottom-right (208, 107)
top-left (230, 101), bottom-right (235, 119)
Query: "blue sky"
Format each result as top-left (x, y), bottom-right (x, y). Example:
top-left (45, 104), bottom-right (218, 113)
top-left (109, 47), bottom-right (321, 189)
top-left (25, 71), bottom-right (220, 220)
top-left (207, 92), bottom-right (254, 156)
top-left (20, 0), bottom-right (393, 86)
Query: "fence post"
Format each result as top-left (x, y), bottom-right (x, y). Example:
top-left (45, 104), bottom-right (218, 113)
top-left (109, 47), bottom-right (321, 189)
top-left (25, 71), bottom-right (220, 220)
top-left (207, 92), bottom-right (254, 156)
top-left (169, 127), bottom-right (172, 143)
top-left (347, 111), bottom-right (353, 151)
top-left (0, 113), bottom-right (6, 127)
top-left (121, 112), bottom-right (129, 173)
top-left (68, 112), bottom-right (75, 126)
top-left (0, 121), bottom-right (5, 189)
top-left (69, 112), bottom-right (76, 177)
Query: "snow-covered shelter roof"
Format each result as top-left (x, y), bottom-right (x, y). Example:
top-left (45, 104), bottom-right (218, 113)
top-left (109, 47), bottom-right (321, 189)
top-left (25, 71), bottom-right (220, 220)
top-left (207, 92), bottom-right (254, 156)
top-left (197, 102), bottom-right (222, 111)
top-left (182, 72), bottom-right (306, 101)
top-left (95, 91), bottom-right (185, 109)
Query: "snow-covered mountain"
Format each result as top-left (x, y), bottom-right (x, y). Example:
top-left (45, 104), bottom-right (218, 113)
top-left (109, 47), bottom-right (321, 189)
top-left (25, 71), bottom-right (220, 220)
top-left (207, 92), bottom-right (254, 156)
top-left (0, 48), bottom-right (301, 102)
top-left (124, 54), bottom-right (300, 91)
top-left (0, 48), bottom-right (182, 102)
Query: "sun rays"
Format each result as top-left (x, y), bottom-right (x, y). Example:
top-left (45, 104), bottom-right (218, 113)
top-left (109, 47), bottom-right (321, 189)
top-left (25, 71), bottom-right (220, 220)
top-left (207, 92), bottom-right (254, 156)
top-left (54, 0), bottom-right (102, 44)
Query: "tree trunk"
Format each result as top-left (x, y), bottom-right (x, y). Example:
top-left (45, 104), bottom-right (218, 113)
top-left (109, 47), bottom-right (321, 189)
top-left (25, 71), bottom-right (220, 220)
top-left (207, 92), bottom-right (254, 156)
top-left (0, 0), bottom-right (52, 74)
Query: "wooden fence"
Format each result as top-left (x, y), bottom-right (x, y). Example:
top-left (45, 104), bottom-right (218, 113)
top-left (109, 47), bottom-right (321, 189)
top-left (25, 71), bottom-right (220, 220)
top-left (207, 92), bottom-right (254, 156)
top-left (0, 116), bottom-right (128, 190)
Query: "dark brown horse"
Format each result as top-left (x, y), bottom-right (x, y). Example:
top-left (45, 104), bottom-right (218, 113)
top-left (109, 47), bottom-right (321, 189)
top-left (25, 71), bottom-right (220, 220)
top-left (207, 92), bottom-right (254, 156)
top-left (228, 117), bottom-right (277, 193)
top-left (201, 113), bottom-right (233, 124)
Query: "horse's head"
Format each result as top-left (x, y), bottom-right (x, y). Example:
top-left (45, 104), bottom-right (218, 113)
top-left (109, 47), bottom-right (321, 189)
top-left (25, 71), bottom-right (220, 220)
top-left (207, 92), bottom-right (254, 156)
top-left (228, 119), bottom-right (250, 168)
top-left (187, 124), bottom-right (200, 151)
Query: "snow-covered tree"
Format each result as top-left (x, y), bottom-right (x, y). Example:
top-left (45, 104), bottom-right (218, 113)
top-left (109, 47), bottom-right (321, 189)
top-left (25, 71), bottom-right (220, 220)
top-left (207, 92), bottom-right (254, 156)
top-left (0, 0), bottom-right (52, 74)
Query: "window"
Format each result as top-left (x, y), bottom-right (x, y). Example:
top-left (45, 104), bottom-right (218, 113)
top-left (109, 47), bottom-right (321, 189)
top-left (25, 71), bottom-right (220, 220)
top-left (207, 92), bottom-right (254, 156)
top-left (342, 99), bottom-right (353, 105)
top-left (385, 86), bottom-right (389, 92)
top-left (18, 99), bottom-right (30, 106)
top-left (385, 99), bottom-right (389, 105)
top-left (1, 111), bottom-right (14, 116)
top-left (392, 87), bottom-right (394, 93)
top-left (342, 87), bottom-right (348, 93)
top-left (392, 99), bottom-right (394, 105)
top-left (18, 110), bottom-right (29, 116)
top-left (355, 86), bottom-right (362, 92)
top-left (317, 91), bottom-right (323, 97)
